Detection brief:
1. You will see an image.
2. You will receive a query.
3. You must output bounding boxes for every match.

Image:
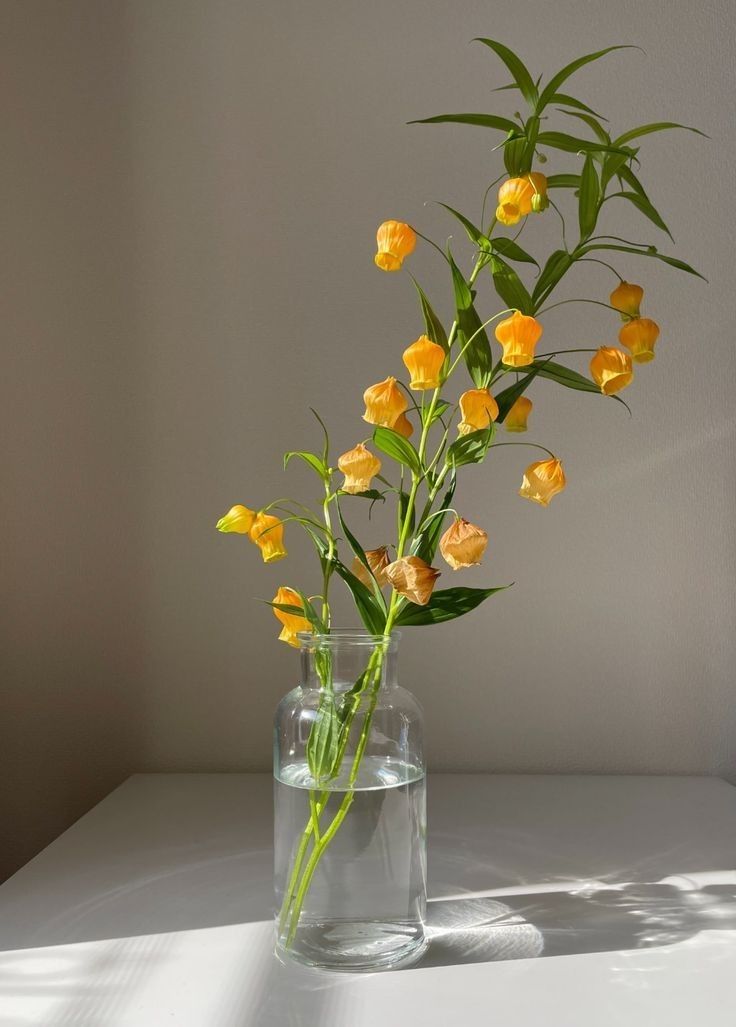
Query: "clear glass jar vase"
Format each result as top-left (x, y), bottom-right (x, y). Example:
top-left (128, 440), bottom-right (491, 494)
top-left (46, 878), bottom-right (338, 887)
top-left (273, 630), bottom-right (427, 971)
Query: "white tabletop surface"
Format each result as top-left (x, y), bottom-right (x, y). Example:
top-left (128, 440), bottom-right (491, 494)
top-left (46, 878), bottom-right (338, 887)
top-left (1, 773), bottom-right (735, 1026)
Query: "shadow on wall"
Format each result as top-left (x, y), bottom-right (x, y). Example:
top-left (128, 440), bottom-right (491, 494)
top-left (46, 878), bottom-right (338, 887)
top-left (0, 2), bottom-right (147, 880)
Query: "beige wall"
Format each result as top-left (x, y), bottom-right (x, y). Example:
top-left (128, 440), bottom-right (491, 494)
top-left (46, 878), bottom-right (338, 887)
top-left (2, 0), bottom-right (735, 879)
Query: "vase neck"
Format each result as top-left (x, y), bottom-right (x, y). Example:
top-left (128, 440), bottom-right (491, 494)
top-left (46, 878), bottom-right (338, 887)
top-left (299, 631), bottom-right (399, 692)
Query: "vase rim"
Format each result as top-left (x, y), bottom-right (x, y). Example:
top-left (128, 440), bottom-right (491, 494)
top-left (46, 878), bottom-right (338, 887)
top-left (297, 628), bottom-right (400, 650)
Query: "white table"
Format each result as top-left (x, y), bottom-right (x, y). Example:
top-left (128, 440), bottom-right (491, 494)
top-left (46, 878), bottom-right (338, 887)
top-left (1, 774), bottom-right (735, 1026)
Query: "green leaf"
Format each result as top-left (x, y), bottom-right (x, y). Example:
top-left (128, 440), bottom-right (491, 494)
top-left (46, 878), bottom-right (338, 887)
top-left (607, 191), bottom-right (673, 239)
top-left (473, 38), bottom-right (539, 107)
top-left (546, 174), bottom-right (581, 190)
top-left (617, 163), bottom-right (651, 201)
top-left (399, 490), bottom-right (416, 535)
top-left (579, 243), bottom-right (706, 280)
top-left (395, 585), bottom-right (510, 626)
top-left (408, 112), bottom-right (518, 133)
top-left (335, 500), bottom-right (388, 611)
top-left (490, 237), bottom-right (539, 267)
top-left (537, 46), bottom-right (637, 111)
top-left (437, 203), bottom-right (487, 247)
top-left (329, 558), bottom-right (386, 634)
top-left (489, 254), bottom-right (533, 315)
top-left (520, 114), bottom-right (540, 173)
top-left (449, 252), bottom-right (494, 386)
top-left (601, 150), bottom-right (634, 190)
top-left (306, 690), bottom-right (339, 783)
top-left (549, 93), bottom-right (608, 120)
top-left (446, 425), bottom-right (494, 467)
top-left (529, 359), bottom-right (600, 393)
top-left (422, 398), bottom-right (451, 428)
top-left (531, 249), bottom-right (574, 306)
top-left (412, 473), bottom-right (456, 564)
top-left (410, 276), bottom-right (449, 353)
top-left (503, 130), bottom-right (529, 177)
top-left (372, 426), bottom-right (422, 475)
top-left (614, 121), bottom-right (708, 147)
top-left (537, 131), bottom-right (633, 156)
top-left (558, 108), bottom-right (611, 144)
top-left (578, 154), bottom-right (600, 241)
top-left (494, 361), bottom-right (546, 421)
top-left (284, 450), bottom-right (329, 481)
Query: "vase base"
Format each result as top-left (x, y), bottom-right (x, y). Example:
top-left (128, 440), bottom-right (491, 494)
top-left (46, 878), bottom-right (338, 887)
top-left (275, 918), bottom-right (427, 973)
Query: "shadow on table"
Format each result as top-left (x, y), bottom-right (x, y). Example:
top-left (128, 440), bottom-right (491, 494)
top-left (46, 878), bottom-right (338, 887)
top-left (416, 877), bottom-right (736, 968)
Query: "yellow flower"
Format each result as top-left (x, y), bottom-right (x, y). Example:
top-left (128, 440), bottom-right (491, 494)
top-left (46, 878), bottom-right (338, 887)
top-left (216, 504), bottom-right (255, 534)
top-left (338, 443), bottom-right (382, 495)
top-left (504, 396), bottom-right (532, 433)
top-left (352, 546), bottom-right (391, 589)
top-left (590, 347), bottom-right (634, 396)
top-left (619, 317), bottom-right (660, 364)
top-left (249, 512), bottom-right (287, 563)
top-left (385, 555), bottom-right (440, 606)
top-left (496, 173), bottom-right (548, 225)
top-left (402, 335), bottom-right (445, 391)
top-left (363, 376), bottom-right (413, 436)
top-left (440, 518), bottom-right (488, 570)
top-left (519, 458), bottom-right (566, 507)
top-left (495, 310), bottom-right (543, 368)
top-left (272, 586), bottom-right (311, 647)
top-left (609, 281), bottom-right (644, 321)
top-left (374, 220), bottom-right (416, 272)
top-left (458, 388), bottom-right (499, 435)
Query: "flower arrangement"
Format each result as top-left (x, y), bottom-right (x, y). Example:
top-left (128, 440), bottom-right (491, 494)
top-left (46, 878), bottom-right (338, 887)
top-left (217, 39), bottom-right (703, 954)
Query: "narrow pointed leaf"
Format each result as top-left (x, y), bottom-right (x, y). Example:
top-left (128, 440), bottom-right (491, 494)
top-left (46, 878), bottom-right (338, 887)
top-left (537, 131), bottom-right (633, 156)
top-left (494, 360), bottom-right (547, 421)
top-left (437, 203), bottom-right (488, 247)
top-left (558, 108), bottom-right (611, 143)
top-left (372, 426), bottom-right (422, 475)
top-left (608, 191), bottom-right (673, 239)
top-left (614, 121), bottom-right (708, 147)
top-left (537, 46), bottom-right (637, 110)
top-left (329, 558), bottom-right (386, 634)
top-left (531, 249), bottom-right (574, 306)
top-left (449, 252), bottom-right (495, 386)
top-left (409, 112), bottom-right (518, 133)
top-left (579, 154), bottom-right (600, 240)
top-left (410, 276), bottom-right (449, 352)
top-left (446, 425), bottom-right (494, 467)
top-left (284, 450), bottom-right (329, 481)
top-left (473, 38), bottom-right (538, 107)
top-left (550, 93), bottom-right (608, 119)
top-left (412, 473), bottom-right (457, 564)
top-left (395, 585), bottom-right (510, 626)
top-left (579, 243), bottom-right (706, 280)
top-left (490, 237), bottom-right (539, 267)
top-left (530, 359), bottom-right (600, 393)
top-left (546, 174), bottom-right (581, 190)
top-left (489, 254), bottom-right (533, 315)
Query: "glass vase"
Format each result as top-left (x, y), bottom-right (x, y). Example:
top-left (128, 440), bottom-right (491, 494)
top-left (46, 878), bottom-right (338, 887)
top-left (273, 629), bottom-right (427, 971)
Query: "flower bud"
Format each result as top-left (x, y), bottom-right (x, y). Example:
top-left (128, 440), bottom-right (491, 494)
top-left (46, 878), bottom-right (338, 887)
top-left (374, 220), bottom-right (416, 272)
top-left (249, 512), bottom-right (287, 563)
top-left (530, 191), bottom-right (549, 212)
top-left (590, 347), bottom-right (634, 396)
top-left (402, 335), bottom-right (446, 391)
top-left (618, 317), bottom-right (660, 364)
top-left (216, 504), bottom-right (255, 534)
top-left (458, 388), bottom-right (499, 435)
top-left (352, 546), bottom-right (391, 589)
top-left (384, 555), bottom-right (440, 606)
top-left (440, 518), bottom-right (488, 570)
top-left (338, 443), bottom-right (382, 495)
top-left (519, 458), bottom-right (566, 507)
top-left (363, 376), bottom-right (409, 431)
top-left (609, 281), bottom-right (644, 321)
top-left (272, 586), bottom-right (311, 647)
top-left (495, 310), bottom-right (543, 368)
top-left (504, 395), bottom-right (532, 433)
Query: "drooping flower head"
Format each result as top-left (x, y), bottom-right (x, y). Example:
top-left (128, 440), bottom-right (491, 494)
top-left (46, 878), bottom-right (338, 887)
top-left (374, 220), bottom-right (417, 272)
top-left (272, 586), bottom-right (311, 647)
top-left (619, 317), bottom-right (660, 364)
top-left (352, 546), bottom-right (391, 589)
top-left (384, 556), bottom-right (440, 606)
top-left (504, 395), bottom-right (533, 433)
top-left (216, 504), bottom-right (255, 535)
top-left (440, 518), bottom-right (488, 570)
top-left (590, 347), bottom-right (634, 396)
top-left (519, 458), bottom-right (566, 507)
top-left (338, 443), bottom-right (382, 495)
top-left (363, 376), bottom-right (413, 436)
top-left (495, 310), bottom-right (543, 368)
top-left (249, 512), bottom-right (287, 563)
top-left (402, 335), bottom-right (445, 391)
top-left (609, 281), bottom-right (644, 321)
top-left (458, 388), bottom-right (499, 435)
top-left (496, 173), bottom-right (548, 225)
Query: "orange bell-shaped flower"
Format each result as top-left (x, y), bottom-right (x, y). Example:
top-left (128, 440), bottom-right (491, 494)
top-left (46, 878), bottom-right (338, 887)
top-left (458, 388), bottom-right (499, 435)
top-left (610, 281), bottom-right (644, 321)
top-left (519, 458), bottom-right (566, 507)
top-left (590, 347), bottom-right (634, 396)
top-left (216, 504), bottom-right (256, 534)
top-left (440, 517), bottom-right (488, 570)
top-left (374, 220), bottom-right (416, 272)
top-left (619, 317), bottom-right (660, 364)
top-left (272, 586), bottom-right (311, 647)
top-left (504, 396), bottom-right (532, 433)
top-left (249, 512), bottom-right (287, 563)
top-left (495, 310), bottom-right (543, 368)
top-left (338, 443), bottom-right (382, 495)
top-left (385, 555), bottom-right (440, 606)
top-left (363, 376), bottom-right (413, 436)
top-left (352, 546), bottom-right (391, 589)
top-left (402, 335), bottom-right (445, 391)
top-left (496, 173), bottom-right (548, 225)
